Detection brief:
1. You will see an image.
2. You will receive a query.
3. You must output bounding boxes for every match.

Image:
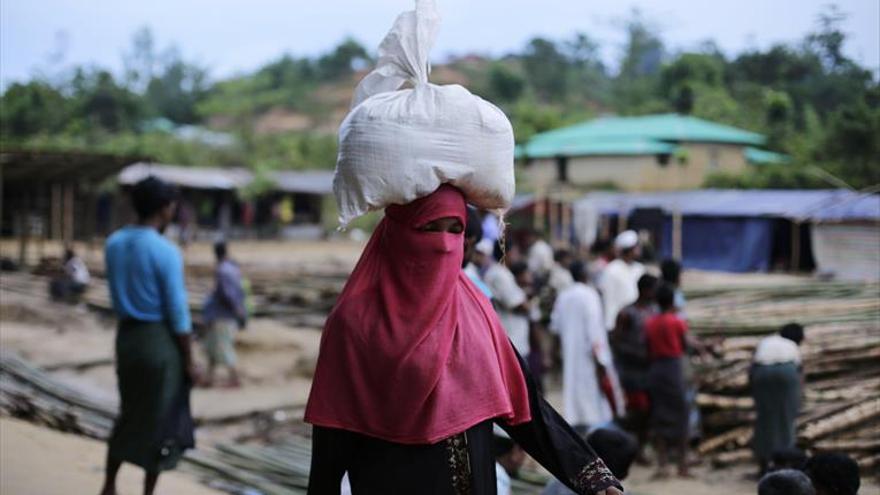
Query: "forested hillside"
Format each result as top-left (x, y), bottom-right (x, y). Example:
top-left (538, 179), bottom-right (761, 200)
top-left (2, 7), bottom-right (877, 189)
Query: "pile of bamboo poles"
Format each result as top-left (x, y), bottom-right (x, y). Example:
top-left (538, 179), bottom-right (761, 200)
top-left (0, 350), bottom-right (308, 494)
top-left (687, 281), bottom-right (880, 470)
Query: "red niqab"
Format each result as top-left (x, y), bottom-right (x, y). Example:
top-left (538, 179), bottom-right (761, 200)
top-left (305, 185), bottom-right (531, 444)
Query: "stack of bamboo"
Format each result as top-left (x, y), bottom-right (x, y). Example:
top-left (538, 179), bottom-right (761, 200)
top-left (0, 350), bottom-right (310, 494)
top-left (686, 281), bottom-right (880, 470)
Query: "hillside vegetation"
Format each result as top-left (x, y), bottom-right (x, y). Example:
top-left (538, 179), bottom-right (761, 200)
top-left (2, 7), bottom-right (877, 189)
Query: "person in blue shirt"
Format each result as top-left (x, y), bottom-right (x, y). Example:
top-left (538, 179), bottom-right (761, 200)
top-left (100, 177), bottom-right (199, 495)
top-left (202, 241), bottom-right (247, 387)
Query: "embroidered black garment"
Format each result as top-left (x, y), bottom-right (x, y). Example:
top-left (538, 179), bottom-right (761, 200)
top-left (307, 346), bottom-right (621, 494)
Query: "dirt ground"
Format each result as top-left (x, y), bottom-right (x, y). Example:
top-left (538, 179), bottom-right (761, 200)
top-left (2, 239), bottom-right (877, 495)
top-left (0, 417), bottom-right (221, 495)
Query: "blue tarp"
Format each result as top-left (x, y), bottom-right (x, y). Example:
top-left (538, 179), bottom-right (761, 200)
top-left (572, 189), bottom-right (878, 273)
top-left (578, 189), bottom-right (879, 221)
top-left (659, 217), bottom-right (774, 272)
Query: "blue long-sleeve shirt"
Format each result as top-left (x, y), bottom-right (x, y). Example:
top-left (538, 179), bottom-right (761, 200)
top-left (203, 259), bottom-right (246, 323)
top-left (105, 226), bottom-right (192, 334)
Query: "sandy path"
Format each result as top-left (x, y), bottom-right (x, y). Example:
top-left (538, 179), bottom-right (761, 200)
top-left (0, 418), bottom-right (220, 495)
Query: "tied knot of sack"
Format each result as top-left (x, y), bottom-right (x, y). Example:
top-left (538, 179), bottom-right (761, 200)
top-left (333, 0), bottom-right (516, 227)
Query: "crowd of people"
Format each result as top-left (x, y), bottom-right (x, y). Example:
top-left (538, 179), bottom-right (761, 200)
top-left (461, 217), bottom-right (711, 487)
top-left (462, 212), bottom-right (863, 495)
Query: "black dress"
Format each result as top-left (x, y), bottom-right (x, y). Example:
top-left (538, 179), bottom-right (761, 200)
top-left (308, 352), bottom-right (621, 495)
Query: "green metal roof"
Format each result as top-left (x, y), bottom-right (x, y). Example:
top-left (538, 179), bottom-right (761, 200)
top-left (517, 137), bottom-right (677, 159)
top-left (745, 146), bottom-right (791, 165)
top-left (520, 113), bottom-right (765, 159)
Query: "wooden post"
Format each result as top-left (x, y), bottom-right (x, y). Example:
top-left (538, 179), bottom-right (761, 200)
top-left (17, 194), bottom-right (29, 267)
top-left (617, 205), bottom-right (628, 233)
top-left (673, 208), bottom-right (683, 261)
top-left (548, 196), bottom-right (558, 242)
top-left (37, 185), bottom-right (46, 260)
top-left (534, 191), bottom-right (546, 232)
top-left (51, 183), bottom-right (62, 240)
top-left (560, 201), bottom-right (571, 247)
top-left (63, 183), bottom-right (75, 243)
top-left (600, 215), bottom-right (611, 241)
top-left (791, 221), bottom-right (801, 271)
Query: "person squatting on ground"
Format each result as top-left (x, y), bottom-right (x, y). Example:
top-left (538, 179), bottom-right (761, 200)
top-left (542, 427), bottom-right (639, 495)
top-left (100, 177), bottom-right (198, 495)
top-left (757, 469), bottom-right (816, 495)
top-left (803, 452), bottom-right (861, 495)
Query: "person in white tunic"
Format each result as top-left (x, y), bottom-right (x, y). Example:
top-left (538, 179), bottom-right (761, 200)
top-left (551, 261), bottom-right (625, 427)
top-left (599, 230), bottom-right (645, 331)
top-left (547, 248), bottom-right (575, 294)
top-left (524, 230), bottom-right (554, 280)
top-left (476, 240), bottom-right (532, 356)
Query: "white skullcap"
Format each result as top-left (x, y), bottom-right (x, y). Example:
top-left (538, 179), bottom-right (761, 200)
top-left (475, 238), bottom-right (495, 256)
top-left (614, 230), bottom-right (639, 251)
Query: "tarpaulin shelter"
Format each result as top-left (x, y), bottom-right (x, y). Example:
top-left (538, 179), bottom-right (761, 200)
top-left (573, 189), bottom-right (879, 276)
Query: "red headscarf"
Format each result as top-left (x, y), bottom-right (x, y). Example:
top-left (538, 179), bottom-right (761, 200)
top-left (305, 185), bottom-right (531, 444)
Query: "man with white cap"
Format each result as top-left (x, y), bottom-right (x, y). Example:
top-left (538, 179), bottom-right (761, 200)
top-left (598, 230), bottom-right (645, 331)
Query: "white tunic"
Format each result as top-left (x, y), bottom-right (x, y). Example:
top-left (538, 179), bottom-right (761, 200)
top-left (527, 239), bottom-right (554, 278)
top-left (754, 335), bottom-right (801, 365)
top-left (548, 263), bottom-right (574, 293)
top-left (598, 259), bottom-right (645, 331)
top-left (550, 283), bottom-right (615, 426)
top-left (483, 263), bottom-right (530, 356)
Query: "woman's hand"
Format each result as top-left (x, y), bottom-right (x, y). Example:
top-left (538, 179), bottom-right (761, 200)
top-left (596, 487), bottom-right (624, 495)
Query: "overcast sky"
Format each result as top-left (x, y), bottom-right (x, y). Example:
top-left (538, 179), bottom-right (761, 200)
top-left (2, 0), bottom-right (878, 87)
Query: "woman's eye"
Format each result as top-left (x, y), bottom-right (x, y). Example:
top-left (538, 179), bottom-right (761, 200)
top-left (418, 218), bottom-right (463, 233)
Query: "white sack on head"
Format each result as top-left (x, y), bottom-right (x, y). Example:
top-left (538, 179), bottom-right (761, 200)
top-left (333, 0), bottom-right (516, 227)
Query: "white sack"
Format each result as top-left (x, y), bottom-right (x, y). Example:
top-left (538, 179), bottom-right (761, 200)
top-left (333, 0), bottom-right (515, 226)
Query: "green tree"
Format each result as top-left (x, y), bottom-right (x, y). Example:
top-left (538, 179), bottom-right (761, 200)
top-left (521, 38), bottom-right (569, 101)
top-left (145, 48), bottom-right (209, 124)
top-left (68, 69), bottom-right (145, 133)
top-left (316, 38), bottom-right (371, 81)
top-left (820, 98), bottom-right (880, 189)
top-left (613, 11), bottom-right (666, 113)
top-left (563, 33), bottom-right (609, 104)
top-left (0, 81), bottom-right (68, 137)
top-left (487, 62), bottom-right (525, 102)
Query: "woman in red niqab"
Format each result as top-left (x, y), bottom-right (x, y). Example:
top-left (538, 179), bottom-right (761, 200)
top-left (306, 185), bottom-right (622, 495)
